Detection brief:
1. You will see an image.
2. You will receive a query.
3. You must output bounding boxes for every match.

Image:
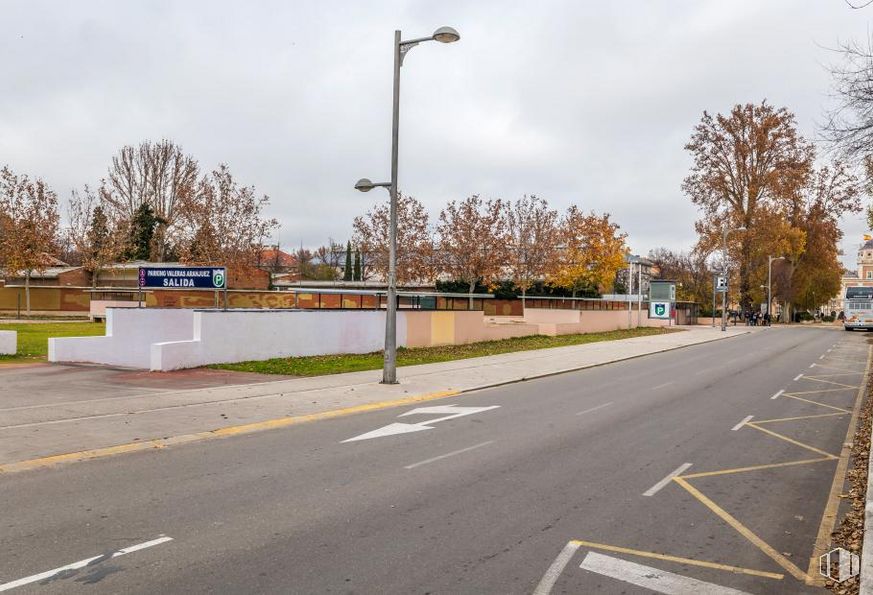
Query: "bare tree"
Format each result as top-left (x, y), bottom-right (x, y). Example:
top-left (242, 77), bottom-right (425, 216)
top-left (352, 193), bottom-right (434, 285)
top-left (504, 195), bottom-right (559, 306)
top-left (0, 166), bottom-right (61, 314)
top-left (824, 37), bottom-right (873, 161)
top-left (100, 140), bottom-right (199, 260)
top-left (437, 195), bottom-right (508, 306)
top-left (175, 164), bottom-right (278, 272)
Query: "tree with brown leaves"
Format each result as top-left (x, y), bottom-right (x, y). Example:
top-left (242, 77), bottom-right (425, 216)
top-left (682, 102), bottom-right (814, 310)
top-left (175, 165), bottom-right (278, 274)
top-left (504, 195), bottom-right (559, 305)
top-left (552, 207), bottom-right (627, 297)
top-left (437, 195), bottom-right (508, 306)
top-left (0, 166), bottom-right (61, 315)
top-left (352, 193), bottom-right (434, 285)
top-left (67, 187), bottom-right (126, 287)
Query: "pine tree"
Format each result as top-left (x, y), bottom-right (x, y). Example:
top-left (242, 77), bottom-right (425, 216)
top-left (353, 249), bottom-right (362, 281)
top-left (344, 241), bottom-right (353, 281)
top-left (126, 203), bottom-right (158, 260)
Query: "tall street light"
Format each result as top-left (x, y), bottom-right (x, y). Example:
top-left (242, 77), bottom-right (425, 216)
top-left (721, 225), bottom-right (746, 332)
top-left (767, 255), bottom-right (785, 324)
top-left (355, 26), bottom-right (460, 385)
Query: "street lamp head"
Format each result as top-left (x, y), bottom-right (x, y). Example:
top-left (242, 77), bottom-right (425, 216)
top-left (354, 178), bottom-right (375, 192)
top-left (432, 26), bottom-right (460, 43)
top-left (736, 226), bottom-right (747, 232)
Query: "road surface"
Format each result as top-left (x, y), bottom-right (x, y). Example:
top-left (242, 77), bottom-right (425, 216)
top-left (0, 327), bottom-right (867, 594)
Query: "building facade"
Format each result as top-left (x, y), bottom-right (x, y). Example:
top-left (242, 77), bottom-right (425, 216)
top-left (836, 237), bottom-right (873, 312)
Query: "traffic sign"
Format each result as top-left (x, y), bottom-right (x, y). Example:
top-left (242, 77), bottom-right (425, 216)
top-left (649, 301), bottom-right (670, 319)
top-left (715, 276), bottom-right (727, 293)
top-left (138, 266), bottom-right (227, 289)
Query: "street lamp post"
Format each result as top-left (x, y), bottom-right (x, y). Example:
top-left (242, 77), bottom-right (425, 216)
top-left (355, 26), bottom-right (460, 385)
top-left (767, 255), bottom-right (785, 325)
top-left (721, 225), bottom-right (746, 332)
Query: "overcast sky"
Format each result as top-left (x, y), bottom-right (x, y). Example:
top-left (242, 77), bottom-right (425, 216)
top-left (2, 1), bottom-right (871, 267)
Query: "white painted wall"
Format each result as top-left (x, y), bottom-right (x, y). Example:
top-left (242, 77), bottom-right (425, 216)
top-left (49, 308), bottom-right (195, 368)
top-left (151, 309), bottom-right (405, 371)
top-left (0, 331), bottom-right (16, 355)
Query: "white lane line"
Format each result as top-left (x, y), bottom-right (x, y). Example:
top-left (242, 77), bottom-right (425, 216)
top-left (793, 374), bottom-right (803, 381)
top-left (579, 551), bottom-right (751, 595)
top-left (0, 536), bottom-right (173, 592)
top-left (828, 348), bottom-right (833, 353)
top-left (575, 402), bottom-right (613, 416)
top-left (403, 441), bottom-right (494, 469)
top-left (770, 389), bottom-right (785, 400)
top-left (651, 381), bottom-right (675, 390)
top-left (731, 415), bottom-right (754, 431)
top-left (643, 462), bottom-right (692, 497)
top-left (820, 355), bottom-right (825, 360)
top-left (533, 541), bottom-right (580, 595)
top-left (809, 363), bottom-right (817, 368)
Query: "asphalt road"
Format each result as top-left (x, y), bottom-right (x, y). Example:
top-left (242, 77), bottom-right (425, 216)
top-left (0, 327), bottom-right (867, 594)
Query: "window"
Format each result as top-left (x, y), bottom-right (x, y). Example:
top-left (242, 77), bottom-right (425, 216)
top-left (867, 271), bottom-right (872, 279)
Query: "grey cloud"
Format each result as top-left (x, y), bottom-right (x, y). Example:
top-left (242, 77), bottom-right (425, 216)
top-left (0, 0), bottom-right (869, 265)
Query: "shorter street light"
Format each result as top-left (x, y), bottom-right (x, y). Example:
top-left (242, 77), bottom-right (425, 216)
top-left (767, 255), bottom-right (785, 323)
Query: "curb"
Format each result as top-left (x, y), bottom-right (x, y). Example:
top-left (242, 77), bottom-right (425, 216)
top-left (0, 328), bottom-right (751, 475)
top-left (861, 374), bottom-right (873, 594)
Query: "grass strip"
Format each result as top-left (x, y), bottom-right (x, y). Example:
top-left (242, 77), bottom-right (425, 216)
top-left (213, 326), bottom-right (672, 377)
top-left (0, 321), bottom-right (106, 363)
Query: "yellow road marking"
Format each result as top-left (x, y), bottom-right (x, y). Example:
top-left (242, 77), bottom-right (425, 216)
top-left (568, 539), bottom-right (784, 580)
top-left (806, 344), bottom-right (872, 582)
top-left (800, 376), bottom-right (860, 389)
top-left (673, 477), bottom-right (810, 582)
top-left (780, 394), bottom-right (851, 413)
top-left (0, 389), bottom-right (461, 474)
top-left (807, 363), bottom-right (864, 373)
top-left (783, 387), bottom-right (856, 396)
top-left (678, 457), bottom-right (833, 479)
top-left (805, 372), bottom-right (863, 378)
top-left (746, 423), bottom-right (838, 459)
top-left (753, 412), bottom-right (847, 424)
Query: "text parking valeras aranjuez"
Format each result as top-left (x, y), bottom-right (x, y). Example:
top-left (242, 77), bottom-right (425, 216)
top-left (138, 267), bottom-right (226, 289)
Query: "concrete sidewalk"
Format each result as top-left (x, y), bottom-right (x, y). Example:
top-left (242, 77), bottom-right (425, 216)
top-left (0, 326), bottom-right (752, 469)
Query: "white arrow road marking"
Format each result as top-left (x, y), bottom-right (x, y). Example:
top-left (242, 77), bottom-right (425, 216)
top-left (342, 404), bottom-right (500, 443)
top-left (579, 551), bottom-right (751, 594)
top-left (0, 536), bottom-right (173, 592)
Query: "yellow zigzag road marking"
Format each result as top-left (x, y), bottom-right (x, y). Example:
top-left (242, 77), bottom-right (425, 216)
top-left (781, 394), bottom-right (852, 413)
top-left (678, 457), bottom-right (833, 479)
top-left (753, 412), bottom-right (847, 424)
top-left (672, 477), bottom-right (810, 582)
top-left (800, 376), bottom-right (860, 389)
top-left (745, 423), bottom-right (839, 459)
top-left (806, 344), bottom-right (872, 582)
top-left (568, 539), bottom-right (784, 580)
top-left (783, 387), bottom-right (855, 396)
top-left (809, 363), bottom-right (864, 374)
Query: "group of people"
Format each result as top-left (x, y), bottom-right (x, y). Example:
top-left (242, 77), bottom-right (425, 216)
top-left (728, 310), bottom-right (772, 326)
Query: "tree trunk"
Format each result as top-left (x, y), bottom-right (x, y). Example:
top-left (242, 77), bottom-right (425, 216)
top-left (468, 280), bottom-right (476, 310)
top-left (521, 286), bottom-right (526, 311)
top-left (25, 270), bottom-right (31, 317)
